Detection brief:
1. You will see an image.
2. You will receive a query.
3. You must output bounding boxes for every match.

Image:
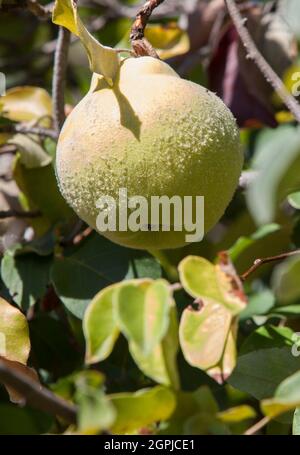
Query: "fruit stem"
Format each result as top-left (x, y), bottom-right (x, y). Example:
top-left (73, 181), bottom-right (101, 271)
top-left (130, 0), bottom-right (166, 58)
top-left (148, 249), bottom-right (179, 282)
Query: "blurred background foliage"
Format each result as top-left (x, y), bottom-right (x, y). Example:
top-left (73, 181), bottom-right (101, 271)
top-left (0, 0), bottom-right (300, 436)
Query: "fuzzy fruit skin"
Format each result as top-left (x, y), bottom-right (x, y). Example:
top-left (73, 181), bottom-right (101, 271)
top-left (56, 57), bottom-right (243, 250)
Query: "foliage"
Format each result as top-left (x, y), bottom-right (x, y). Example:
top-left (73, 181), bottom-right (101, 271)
top-left (1, 0), bottom-right (300, 436)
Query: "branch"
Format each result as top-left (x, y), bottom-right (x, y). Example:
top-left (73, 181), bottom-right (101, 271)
top-left (130, 0), bottom-right (166, 57)
top-left (0, 358), bottom-right (77, 423)
top-left (26, 0), bottom-right (51, 18)
top-left (225, 0), bottom-right (300, 124)
top-left (244, 416), bottom-right (270, 435)
top-left (0, 144), bottom-right (17, 155)
top-left (240, 249), bottom-right (300, 281)
top-left (0, 209), bottom-right (41, 219)
top-left (0, 124), bottom-right (58, 140)
top-left (52, 26), bottom-right (70, 134)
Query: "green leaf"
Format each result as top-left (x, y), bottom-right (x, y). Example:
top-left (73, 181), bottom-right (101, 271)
top-left (52, 0), bottom-right (119, 84)
top-left (84, 284), bottom-right (121, 364)
top-left (29, 314), bottom-right (81, 377)
top-left (160, 386), bottom-right (218, 435)
top-left (0, 405), bottom-right (52, 435)
top-left (228, 224), bottom-right (281, 262)
top-left (262, 371), bottom-right (300, 419)
top-left (272, 256), bottom-right (300, 304)
top-left (0, 297), bottom-right (30, 364)
top-left (184, 413), bottom-right (230, 435)
top-left (13, 158), bottom-right (74, 235)
top-left (74, 371), bottom-right (116, 434)
top-left (115, 279), bottom-right (171, 355)
top-left (271, 304), bottom-right (300, 317)
top-left (239, 288), bottom-right (275, 321)
top-left (293, 408), bottom-right (300, 435)
top-left (51, 232), bottom-right (161, 318)
top-left (288, 191), bottom-right (300, 209)
top-left (240, 325), bottom-right (294, 355)
top-left (179, 298), bottom-right (232, 371)
top-left (1, 249), bottom-right (52, 311)
top-left (229, 347), bottom-right (300, 400)
top-left (246, 125), bottom-right (300, 225)
top-left (77, 390), bottom-right (116, 434)
top-left (129, 305), bottom-right (180, 388)
top-left (109, 386), bottom-right (176, 434)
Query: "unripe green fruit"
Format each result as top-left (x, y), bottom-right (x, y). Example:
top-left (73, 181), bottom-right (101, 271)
top-left (56, 57), bottom-right (243, 250)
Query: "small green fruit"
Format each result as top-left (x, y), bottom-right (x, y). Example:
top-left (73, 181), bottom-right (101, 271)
top-left (56, 57), bottom-right (243, 250)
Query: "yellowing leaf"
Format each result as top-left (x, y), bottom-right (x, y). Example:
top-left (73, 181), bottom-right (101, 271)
top-left (9, 134), bottom-right (52, 168)
top-left (130, 341), bottom-right (170, 385)
top-left (110, 386), bottom-right (176, 434)
top-left (145, 24), bottom-right (190, 60)
top-left (179, 256), bottom-right (224, 302)
top-left (51, 0), bottom-right (77, 35)
top-left (52, 0), bottom-right (119, 84)
top-left (179, 298), bottom-right (232, 371)
top-left (84, 284), bottom-right (120, 364)
top-left (179, 255), bottom-right (247, 315)
top-left (206, 319), bottom-right (238, 383)
top-left (217, 405), bottom-right (256, 423)
top-left (0, 300), bottom-right (33, 405)
top-left (0, 357), bottom-right (40, 405)
top-left (275, 110), bottom-right (295, 124)
top-left (129, 305), bottom-right (180, 389)
top-left (0, 86), bottom-right (52, 123)
top-left (0, 298), bottom-right (30, 364)
top-left (261, 371), bottom-right (300, 419)
top-left (115, 279), bottom-right (172, 356)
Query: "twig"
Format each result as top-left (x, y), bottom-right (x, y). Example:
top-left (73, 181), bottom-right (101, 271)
top-left (0, 124), bottom-right (58, 140)
top-left (0, 358), bottom-right (77, 423)
top-left (225, 0), bottom-right (300, 124)
top-left (130, 0), bottom-right (166, 57)
top-left (0, 144), bottom-right (18, 155)
top-left (240, 249), bottom-right (300, 281)
top-left (0, 209), bottom-right (41, 219)
top-left (52, 26), bottom-right (70, 134)
top-left (244, 415), bottom-right (270, 435)
top-left (26, 0), bottom-right (51, 18)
